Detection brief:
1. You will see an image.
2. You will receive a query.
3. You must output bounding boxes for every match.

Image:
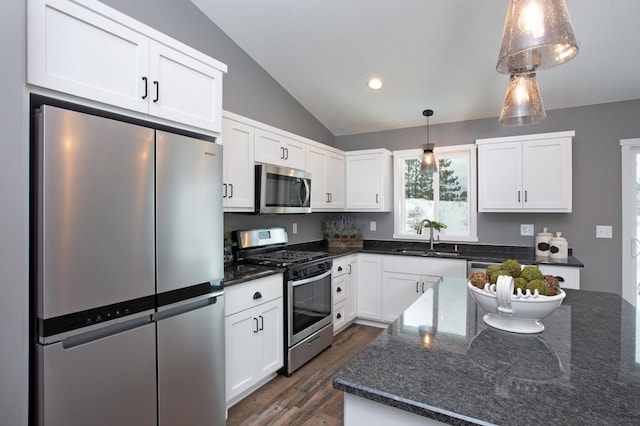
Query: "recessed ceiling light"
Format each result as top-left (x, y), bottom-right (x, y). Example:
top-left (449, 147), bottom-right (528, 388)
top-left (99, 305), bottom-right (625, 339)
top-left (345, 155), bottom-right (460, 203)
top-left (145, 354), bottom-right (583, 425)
top-left (368, 78), bottom-right (382, 90)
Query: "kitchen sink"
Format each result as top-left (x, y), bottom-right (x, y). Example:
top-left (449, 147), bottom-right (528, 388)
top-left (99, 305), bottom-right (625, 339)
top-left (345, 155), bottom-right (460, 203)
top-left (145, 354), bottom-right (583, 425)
top-left (391, 248), bottom-right (460, 257)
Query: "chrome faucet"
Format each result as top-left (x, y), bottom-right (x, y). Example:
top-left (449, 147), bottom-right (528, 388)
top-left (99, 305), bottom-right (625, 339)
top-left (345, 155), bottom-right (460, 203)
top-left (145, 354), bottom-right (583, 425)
top-left (417, 219), bottom-right (439, 250)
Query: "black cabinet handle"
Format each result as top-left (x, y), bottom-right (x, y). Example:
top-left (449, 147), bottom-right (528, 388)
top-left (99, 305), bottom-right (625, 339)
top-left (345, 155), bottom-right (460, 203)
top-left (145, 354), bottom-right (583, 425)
top-left (555, 276), bottom-right (565, 282)
top-left (416, 282), bottom-right (419, 293)
top-left (223, 183), bottom-right (227, 198)
top-left (153, 81), bottom-right (159, 103)
top-left (141, 76), bottom-right (148, 99)
top-left (336, 313), bottom-right (342, 319)
top-left (284, 147), bottom-right (289, 160)
top-left (337, 287), bottom-right (342, 293)
top-left (517, 190), bottom-right (521, 202)
top-left (525, 190), bottom-right (528, 202)
top-left (376, 193), bottom-right (380, 204)
top-left (337, 266), bottom-right (343, 272)
top-left (259, 315), bottom-right (264, 331)
top-left (280, 147), bottom-right (285, 159)
top-left (229, 183), bottom-right (234, 198)
top-left (253, 291), bottom-right (262, 300)
top-left (348, 264), bottom-right (352, 274)
top-left (422, 282), bottom-right (425, 293)
top-left (253, 317), bottom-right (259, 333)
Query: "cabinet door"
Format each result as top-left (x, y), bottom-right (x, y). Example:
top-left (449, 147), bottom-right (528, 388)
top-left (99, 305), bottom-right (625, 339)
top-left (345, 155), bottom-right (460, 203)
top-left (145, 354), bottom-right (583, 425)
top-left (521, 138), bottom-right (572, 211)
top-left (148, 41), bottom-right (223, 132)
top-left (256, 298), bottom-right (284, 376)
top-left (307, 147), bottom-right (329, 209)
top-left (222, 118), bottom-right (255, 211)
top-left (28, 0), bottom-right (149, 113)
top-left (478, 142), bottom-right (522, 211)
top-left (326, 152), bottom-right (346, 209)
top-left (345, 258), bottom-right (358, 322)
top-left (255, 129), bottom-right (306, 169)
top-left (382, 272), bottom-right (422, 323)
top-left (356, 255), bottom-right (382, 321)
top-left (224, 308), bottom-right (257, 402)
top-left (346, 154), bottom-right (381, 210)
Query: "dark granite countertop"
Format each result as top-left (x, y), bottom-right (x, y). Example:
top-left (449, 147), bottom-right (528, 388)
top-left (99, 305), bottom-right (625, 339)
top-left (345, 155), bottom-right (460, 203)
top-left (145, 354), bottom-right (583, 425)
top-left (333, 277), bottom-right (639, 425)
top-left (290, 240), bottom-right (584, 268)
top-left (223, 263), bottom-right (284, 287)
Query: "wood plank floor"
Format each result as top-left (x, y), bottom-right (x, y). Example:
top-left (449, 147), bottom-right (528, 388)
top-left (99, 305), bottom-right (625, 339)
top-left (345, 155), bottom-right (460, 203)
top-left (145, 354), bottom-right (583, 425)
top-left (226, 324), bottom-right (383, 426)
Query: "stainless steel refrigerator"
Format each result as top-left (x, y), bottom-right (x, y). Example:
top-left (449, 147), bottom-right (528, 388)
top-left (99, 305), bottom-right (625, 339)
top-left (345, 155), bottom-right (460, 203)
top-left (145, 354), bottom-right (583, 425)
top-left (34, 105), bottom-right (225, 426)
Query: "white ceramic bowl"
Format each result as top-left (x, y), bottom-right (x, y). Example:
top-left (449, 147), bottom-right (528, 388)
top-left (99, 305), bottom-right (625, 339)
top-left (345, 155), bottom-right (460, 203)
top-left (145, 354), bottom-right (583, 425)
top-left (468, 277), bottom-right (566, 334)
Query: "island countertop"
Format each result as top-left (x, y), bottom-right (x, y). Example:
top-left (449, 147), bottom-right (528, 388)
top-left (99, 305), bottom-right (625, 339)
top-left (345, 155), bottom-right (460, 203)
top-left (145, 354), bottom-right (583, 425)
top-left (333, 277), bottom-right (640, 425)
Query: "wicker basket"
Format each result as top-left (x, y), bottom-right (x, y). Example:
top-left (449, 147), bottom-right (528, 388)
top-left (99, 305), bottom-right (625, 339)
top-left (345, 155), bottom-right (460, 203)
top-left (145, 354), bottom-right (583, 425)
top-left (325, 237), bottom-right (363, 248)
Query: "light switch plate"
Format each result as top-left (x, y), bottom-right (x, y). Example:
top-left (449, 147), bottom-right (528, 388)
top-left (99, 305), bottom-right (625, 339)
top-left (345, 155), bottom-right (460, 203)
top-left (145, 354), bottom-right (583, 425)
top-left (370, 221), bottom-right (376, 231)
top-left (596, 225), bottom-right (612, 238)
top-left (292, 223), bottom-right (298, 234)
top-left (520, 224), bottom-right (534, 236)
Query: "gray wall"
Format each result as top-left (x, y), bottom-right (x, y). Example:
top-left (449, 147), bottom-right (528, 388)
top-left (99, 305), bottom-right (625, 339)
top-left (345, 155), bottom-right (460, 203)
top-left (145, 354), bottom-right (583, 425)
top-left (1, 0), bottom-right (27, 424)
top-left (336, 100), bottom-right (640, 295)
top-left (101, 0), bottom-right (335, 146)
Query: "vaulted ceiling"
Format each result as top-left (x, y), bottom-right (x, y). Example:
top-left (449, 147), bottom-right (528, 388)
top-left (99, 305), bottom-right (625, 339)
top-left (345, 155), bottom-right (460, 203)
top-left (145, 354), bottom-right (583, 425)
top-left (192, 0), bottom-right (640, 136)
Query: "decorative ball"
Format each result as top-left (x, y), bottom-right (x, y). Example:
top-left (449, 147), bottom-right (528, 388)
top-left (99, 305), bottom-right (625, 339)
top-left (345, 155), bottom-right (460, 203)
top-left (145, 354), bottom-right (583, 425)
top-left (469, 271), bottom-right (489, 289)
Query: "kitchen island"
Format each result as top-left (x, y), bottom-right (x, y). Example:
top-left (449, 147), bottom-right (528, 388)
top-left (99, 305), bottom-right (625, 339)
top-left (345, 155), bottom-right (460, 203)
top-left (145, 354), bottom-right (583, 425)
top-left (333, 277), bottom-right (640, 425)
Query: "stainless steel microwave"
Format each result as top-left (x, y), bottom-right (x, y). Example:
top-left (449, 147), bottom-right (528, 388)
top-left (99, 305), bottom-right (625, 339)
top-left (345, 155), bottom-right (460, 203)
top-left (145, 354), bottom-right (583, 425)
top-left (255, 164), bottom-right (312, 214)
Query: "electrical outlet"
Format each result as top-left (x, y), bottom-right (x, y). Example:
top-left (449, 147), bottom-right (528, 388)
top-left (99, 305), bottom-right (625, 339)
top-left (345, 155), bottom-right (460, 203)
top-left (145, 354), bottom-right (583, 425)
top-left (520, 224), bottom-right (534, 236)
top-left (370, 221), bottom-right (376, 231)
top-left (292, 223), bottom-right (297, 234)
top-left (596, 225), bottom-right (612, 238)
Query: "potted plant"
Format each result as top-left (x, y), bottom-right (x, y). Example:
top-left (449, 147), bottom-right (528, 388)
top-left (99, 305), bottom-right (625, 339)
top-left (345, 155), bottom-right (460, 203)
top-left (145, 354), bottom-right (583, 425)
top-left (322, 215), bottom-right (363, 248)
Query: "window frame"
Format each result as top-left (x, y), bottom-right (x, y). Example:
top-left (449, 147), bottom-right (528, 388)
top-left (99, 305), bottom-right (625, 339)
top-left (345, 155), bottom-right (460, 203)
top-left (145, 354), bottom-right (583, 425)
top-left (392, 144), bottom-right (478, 242)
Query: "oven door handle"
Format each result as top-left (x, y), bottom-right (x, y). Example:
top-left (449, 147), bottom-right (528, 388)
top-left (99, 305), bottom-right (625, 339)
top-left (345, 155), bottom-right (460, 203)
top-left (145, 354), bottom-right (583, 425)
top-left (290, 269), bottom-right (332, 287)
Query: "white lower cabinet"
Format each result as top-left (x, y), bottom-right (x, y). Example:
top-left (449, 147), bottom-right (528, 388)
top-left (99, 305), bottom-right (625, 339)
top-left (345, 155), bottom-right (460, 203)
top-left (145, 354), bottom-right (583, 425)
top-left (224, 274), bottom-right (283, 407)
top-left (356, 254), bottom-right (383, 321)
top-left (538, 264), bottom-right (581, 290)
top-left (332, 255), bottom-right (357, 334)
top-left (381, 256), bottom-right (466, 323)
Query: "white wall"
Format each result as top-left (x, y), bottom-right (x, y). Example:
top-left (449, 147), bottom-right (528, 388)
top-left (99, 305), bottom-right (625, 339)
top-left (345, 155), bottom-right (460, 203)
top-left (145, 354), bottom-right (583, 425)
top-left (0, 0), bottom-right (28, 424)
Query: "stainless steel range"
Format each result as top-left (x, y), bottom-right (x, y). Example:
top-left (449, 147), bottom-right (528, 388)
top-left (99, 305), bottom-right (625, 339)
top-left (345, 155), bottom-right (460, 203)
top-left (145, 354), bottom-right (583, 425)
top-left (234, 227), bottom-right (333, 376)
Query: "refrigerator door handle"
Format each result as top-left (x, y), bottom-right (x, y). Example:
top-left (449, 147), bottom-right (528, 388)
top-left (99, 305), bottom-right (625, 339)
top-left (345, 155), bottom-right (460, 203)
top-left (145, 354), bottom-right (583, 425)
top-left (153, 291), bottom-right (223, 322)
top-left (62, 314), bottom-right (153, 349)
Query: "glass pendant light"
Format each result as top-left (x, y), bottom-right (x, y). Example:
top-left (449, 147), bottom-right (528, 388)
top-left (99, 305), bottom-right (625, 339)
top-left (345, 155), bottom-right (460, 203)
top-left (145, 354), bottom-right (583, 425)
top-left (499, 72), bottom-right (546, 125)
top-left (496, 0), bottom-right (579, 74)
top-left (420, 109), bottom-right (438, 174)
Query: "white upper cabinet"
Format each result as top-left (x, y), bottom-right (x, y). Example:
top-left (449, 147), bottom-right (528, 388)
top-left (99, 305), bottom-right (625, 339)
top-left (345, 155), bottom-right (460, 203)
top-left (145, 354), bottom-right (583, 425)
top-left (221, 115), bottom-right (255, 212)
top-left (28, 0), bottom-right (226, 134)
top-left (254, 129), bottom-right (306, 170)
top-left (477, 131), bottom-right (574, 212)
top-left (306, 144), bottom-right (345, 210)
top-left (345, 149), bottom-right (392, 211)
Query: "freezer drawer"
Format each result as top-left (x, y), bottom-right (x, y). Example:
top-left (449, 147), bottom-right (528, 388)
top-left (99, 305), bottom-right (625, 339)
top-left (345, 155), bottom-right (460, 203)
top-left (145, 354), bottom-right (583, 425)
top-left (38, 322), bottom-right (156, 426)
top-left (156, 293), bottom-right (225, 426)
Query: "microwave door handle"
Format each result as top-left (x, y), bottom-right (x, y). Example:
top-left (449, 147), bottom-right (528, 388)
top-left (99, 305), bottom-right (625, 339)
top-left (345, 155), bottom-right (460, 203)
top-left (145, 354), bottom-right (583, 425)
top-left (301, 178), bottom-right (311, 207)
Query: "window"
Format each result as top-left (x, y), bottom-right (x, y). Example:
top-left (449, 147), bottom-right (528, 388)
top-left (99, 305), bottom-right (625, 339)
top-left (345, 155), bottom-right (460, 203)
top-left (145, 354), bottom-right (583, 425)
top-left (393, 145), bottom-right (477, 242)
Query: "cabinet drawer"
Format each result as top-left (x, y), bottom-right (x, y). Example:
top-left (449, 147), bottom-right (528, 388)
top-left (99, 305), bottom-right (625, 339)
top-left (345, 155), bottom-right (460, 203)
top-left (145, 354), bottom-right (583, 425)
top-left (538, 265), bottom-right (580, 290)
top-left (333, 300), bottom-right (346, 333)
top-left (332, 257), bottom-right (348, 278)
top-left (225, 274), bottom-right (283, 316)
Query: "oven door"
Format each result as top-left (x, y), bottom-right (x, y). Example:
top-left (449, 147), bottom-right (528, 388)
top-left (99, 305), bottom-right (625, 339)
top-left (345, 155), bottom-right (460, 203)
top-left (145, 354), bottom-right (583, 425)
top-left (287, 269), bottom-right (332, 347)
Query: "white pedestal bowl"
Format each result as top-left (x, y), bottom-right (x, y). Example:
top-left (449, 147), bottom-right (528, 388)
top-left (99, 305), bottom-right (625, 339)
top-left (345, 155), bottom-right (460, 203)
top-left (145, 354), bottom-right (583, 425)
top-left (468, 276), bottom-right (566, 334)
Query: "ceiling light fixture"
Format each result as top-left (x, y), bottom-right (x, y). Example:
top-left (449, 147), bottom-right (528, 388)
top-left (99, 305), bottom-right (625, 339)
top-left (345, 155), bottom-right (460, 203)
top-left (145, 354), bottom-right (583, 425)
top-left (496, 0), bottom-right (579, 73)
top-left (499, 72), bottom-right (546, 125)
top-left (496, 0), bottom-right (579, 126)
top-left (368, 78), bottom-right (382, 90)
top-left (420, 109), bottom-right (437, 174)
